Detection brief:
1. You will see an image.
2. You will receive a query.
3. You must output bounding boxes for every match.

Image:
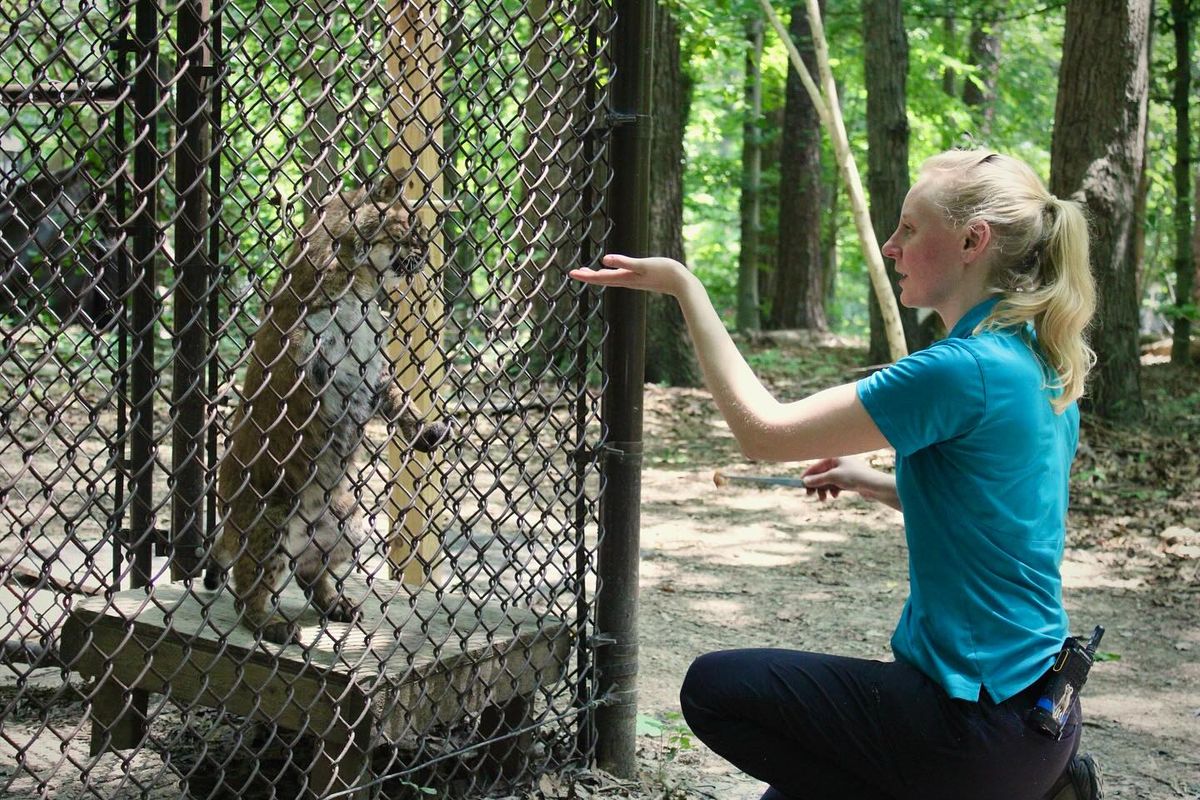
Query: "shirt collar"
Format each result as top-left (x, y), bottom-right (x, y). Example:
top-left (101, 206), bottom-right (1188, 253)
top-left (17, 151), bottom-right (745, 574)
top-left (948, 295), bottom-right (1002, 339)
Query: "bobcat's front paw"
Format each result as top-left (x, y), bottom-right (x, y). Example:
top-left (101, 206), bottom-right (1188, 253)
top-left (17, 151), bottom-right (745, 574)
top-left (260, 616), bottom-right (301, 646)
top-left (324, 595), bottom-right (359, 625)
top-left (414, 420), bottom-right (453, 453)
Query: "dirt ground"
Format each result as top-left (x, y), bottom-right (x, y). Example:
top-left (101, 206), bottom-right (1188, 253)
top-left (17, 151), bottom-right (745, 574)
top-left (1, 335), bottom-right (1197, 800)
top-left (622, 339), bottom-right (1200, 800)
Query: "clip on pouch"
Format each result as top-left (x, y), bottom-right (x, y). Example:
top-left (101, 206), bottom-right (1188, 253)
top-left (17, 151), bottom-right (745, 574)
top-left (1028, 625), bottom-right (1104, 740)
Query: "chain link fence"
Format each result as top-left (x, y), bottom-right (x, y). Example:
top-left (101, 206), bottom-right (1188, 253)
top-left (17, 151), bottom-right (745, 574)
top-left (1, 0), bottom-right (623, 795)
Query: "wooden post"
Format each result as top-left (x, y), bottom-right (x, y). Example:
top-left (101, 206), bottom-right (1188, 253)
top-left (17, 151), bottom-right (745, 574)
top-left (757, 0), bottom-right (909, 362)
top-left (384, 0), bottom-right (447, 584)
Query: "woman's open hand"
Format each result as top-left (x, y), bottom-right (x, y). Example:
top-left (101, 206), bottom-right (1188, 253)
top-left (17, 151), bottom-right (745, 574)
top-left (569, 254), bottom-right (693, 298)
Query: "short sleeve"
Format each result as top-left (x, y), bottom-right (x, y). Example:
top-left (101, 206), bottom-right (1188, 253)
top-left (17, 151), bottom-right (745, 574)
top-left (856, 341), bottom-right (986, 457)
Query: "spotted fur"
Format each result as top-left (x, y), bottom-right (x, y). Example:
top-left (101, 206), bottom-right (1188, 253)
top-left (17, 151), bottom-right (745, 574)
top-left (211, 185), bottom-right (448, 644)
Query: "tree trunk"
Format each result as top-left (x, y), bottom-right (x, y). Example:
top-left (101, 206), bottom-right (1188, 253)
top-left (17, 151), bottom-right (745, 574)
top-left (644, 3), bottom-right (699, 387)
top-left (737, 17), bottom-right (765, 332)
top-left (769, 0), bottom-right (825, 331)
top-left (509, 0), bottom-right (590, 374)
top-left (298, 0), bottom-right (340, 213)
top-left (1170, 0), bottom-right (1194, 365)
top-left (757, 106), bottom-right (784, 306)
top-left (962, 14), bottom-right (1000, 140)
top-left (941, 13), bottom-right (956, 98)
top-left (1050, 0), bottom-right (1151, 420)
top-left (821, 168), bottom-right (839, 325)
top-left (863, 0), bottom-right (919, 364)
top-left (1194, 161), bottom-right (1200, 310)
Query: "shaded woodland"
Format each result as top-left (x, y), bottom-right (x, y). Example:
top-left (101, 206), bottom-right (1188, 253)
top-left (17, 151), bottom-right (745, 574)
top-left (648, 0), bottom-right (1198, 420)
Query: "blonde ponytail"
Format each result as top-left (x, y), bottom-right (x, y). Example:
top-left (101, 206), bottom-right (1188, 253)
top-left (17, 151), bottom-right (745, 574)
top-left (920, 151), bottom-right (1097, 413)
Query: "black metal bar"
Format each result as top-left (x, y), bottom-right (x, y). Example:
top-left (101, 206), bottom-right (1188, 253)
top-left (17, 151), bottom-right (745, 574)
top-left (205, 0), bottom-right (224, 566)
top-left (129, 0), bottom-right (161, 590)
top-left (593, 0), bottom-right (652, 779)
top-left (575, 0), bottom-right (601, 764)
top-left (170, 0), bottom-right (212, 581)
top-left (112, 0), bottom-right (133, 593)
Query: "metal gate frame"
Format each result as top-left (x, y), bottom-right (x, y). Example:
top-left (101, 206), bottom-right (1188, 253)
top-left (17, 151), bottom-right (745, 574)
top-left (1, 0), bottom-right (653, 791)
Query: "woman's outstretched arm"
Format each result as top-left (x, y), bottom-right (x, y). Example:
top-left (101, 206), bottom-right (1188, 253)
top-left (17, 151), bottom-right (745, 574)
top-left (570, 254), bottom-right (890, 462)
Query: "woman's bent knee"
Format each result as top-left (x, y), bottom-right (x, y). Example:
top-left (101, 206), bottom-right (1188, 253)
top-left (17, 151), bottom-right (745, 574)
top-left (679, 650), bottom-right (744, 726)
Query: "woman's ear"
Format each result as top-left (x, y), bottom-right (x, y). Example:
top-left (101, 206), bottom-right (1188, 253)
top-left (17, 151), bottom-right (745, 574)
top-left (962, 220), bottom-right (992, 264)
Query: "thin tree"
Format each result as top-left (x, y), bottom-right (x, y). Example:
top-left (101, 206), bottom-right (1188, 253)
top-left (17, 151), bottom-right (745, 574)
top-left (758, 0), bottom-right (908, 360)
top-left (863, 0), bottom-right (919, 364)
top-left (1050, 0), bottom-right (1152, 419)
top-left (737, 16), bottom-right (765, 332)
top-left (769, 0), bottom-right (826, 331)
top-left (1170, 0), bottom-right (1194, 365)
top-left (644, 2), bottom-right (700, 386)
top-left (1194, 161), bottom-right (1200, 322)
top-left (962, 11), bottom-right (1000, 140)
top-left (512, 0), bottom-right (584, 373)
top-left (298, 0), bottom-right (340, 213)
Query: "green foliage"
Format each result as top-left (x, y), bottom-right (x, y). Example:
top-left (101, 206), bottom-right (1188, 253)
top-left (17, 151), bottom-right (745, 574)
top-left (678, 2), bottom-right (1154, 337)
top-left (636, 711), bottom-right (694, 755)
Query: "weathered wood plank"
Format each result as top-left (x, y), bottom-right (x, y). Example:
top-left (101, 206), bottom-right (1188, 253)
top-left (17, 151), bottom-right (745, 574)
top-left (64, 575), bottom-right (571, 751)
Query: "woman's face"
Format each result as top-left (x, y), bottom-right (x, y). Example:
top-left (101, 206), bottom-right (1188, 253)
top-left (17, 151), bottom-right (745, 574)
top-left (881, 179), bottom-right (967, 311)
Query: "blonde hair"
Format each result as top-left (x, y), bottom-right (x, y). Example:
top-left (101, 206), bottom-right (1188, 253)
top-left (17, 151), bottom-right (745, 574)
top-left (919, 150), bottom-right (1096, 413)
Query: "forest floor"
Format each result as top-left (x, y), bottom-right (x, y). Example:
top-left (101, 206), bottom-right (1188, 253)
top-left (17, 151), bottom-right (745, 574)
top-left (1, 334), bottom-right (1197, 800)
top-left (586, 335), bottom-right (1200, 800)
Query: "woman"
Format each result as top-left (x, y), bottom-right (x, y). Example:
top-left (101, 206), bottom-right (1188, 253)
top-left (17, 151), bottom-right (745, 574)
top-left (569, 151), bottom-right (1102, 800)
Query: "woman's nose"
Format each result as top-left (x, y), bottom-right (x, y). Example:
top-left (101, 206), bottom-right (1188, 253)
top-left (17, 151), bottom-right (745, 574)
top-left (881, 236), bottom-right (899, 260)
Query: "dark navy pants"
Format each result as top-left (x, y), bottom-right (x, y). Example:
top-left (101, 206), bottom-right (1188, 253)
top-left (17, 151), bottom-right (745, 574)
top-left (679, 649), bottom-right (1081, 800)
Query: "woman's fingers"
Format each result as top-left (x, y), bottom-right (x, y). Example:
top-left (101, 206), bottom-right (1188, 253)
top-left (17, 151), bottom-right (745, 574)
top-left (802, 457), bottom-right (838, 478)
top-left (569, 254), bottom-right (688, 296)
top-left (601, 253), bottom-right (640, 270)
top-left (804, 462), bottom-right (852, 502)
top-left (568, 266), bottom-right (638, 286)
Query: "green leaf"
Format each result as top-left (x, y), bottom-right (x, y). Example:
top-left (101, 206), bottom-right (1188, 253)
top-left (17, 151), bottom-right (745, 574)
top-left (636, 713), bottom-right (666, 736)
top-left (1094, 651), bottom-right (1122, 662)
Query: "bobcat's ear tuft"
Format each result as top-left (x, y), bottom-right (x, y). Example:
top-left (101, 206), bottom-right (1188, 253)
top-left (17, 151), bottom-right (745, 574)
top-left (370, 173), bottom-right (401, 204)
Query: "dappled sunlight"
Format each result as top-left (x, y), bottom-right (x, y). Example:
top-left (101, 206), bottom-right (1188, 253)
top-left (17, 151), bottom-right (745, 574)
top-left (639, 557), bottom-right (677, 584)
top-left (796, 530), bottom-right (849, 543)
top-left (643, 518), bottom-right (818, 568)
top-left (713, 491), bottom-right (805, 512)
top-left (1088, 691), bottom-right (1200, 738)
top-left (686, 597), bottom-right (750, 627)
top-left (1061, 553), bottom-right (1146, 590)
top-left (641, 469), bottom-right (716, 505)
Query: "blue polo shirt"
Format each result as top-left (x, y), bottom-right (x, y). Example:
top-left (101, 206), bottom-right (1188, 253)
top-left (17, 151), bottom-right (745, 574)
top-left (856, 296), bottom-right (1075, 703)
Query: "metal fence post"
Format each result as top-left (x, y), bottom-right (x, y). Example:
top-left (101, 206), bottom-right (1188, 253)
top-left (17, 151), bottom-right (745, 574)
top-left (170, 0), bottom-right (212, 581)
top-left (594, 0), bottom-right (653, 779)
top-left (128, 0), bottom-right (162, 591)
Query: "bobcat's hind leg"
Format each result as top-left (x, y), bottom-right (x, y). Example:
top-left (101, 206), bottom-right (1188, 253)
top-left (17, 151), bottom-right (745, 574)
top-left (232, 550), bottom-right (299, 645)
top-left (295, 494), bottom-right (360, 627)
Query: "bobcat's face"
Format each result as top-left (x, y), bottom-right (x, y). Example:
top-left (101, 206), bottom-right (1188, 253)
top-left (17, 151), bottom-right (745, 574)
top-left (322, 190), bottom-right (427, 281)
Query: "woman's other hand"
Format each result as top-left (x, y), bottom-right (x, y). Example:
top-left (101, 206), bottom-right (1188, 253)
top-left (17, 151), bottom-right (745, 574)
top-left (802, 456), bottom-right (901, 511)
top-left (569, 254), bottom-right (693, 298)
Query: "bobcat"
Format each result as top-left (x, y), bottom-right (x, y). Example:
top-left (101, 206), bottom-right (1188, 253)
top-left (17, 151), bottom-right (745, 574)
top-left (211, 183), bottom-right (449, 644)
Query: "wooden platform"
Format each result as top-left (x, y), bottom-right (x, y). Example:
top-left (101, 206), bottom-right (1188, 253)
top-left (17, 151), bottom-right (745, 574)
top-left (61, 576), bottom-right (571, 798)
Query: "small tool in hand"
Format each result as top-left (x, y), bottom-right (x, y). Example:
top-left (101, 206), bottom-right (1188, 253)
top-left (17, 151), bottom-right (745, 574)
top-left (713, 470), bottom-right (808, 490)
